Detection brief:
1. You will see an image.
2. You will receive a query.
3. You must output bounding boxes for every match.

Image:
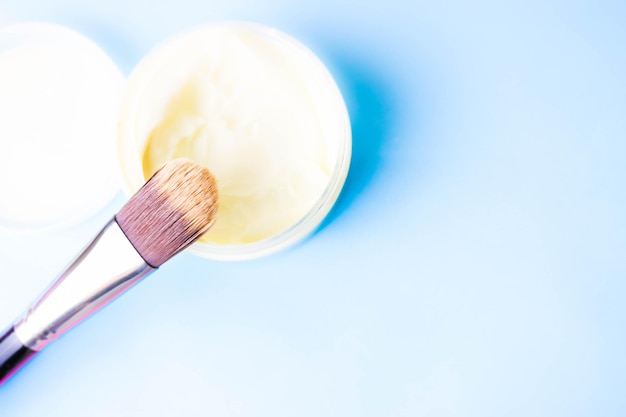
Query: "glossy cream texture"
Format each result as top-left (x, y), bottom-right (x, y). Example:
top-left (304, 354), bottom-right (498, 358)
top-left (140, 27), bottom-right (338, 244)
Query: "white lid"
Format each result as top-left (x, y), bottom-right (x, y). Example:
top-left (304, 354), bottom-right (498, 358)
top-left (0, 23), bottom-right (124, 232)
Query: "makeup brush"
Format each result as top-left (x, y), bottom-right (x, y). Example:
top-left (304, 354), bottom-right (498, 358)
top-left (0, 158), bottom-right (218, 385)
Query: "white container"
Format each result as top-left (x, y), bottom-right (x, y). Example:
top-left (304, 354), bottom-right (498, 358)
top-left (0, 23), bottom-right (124, 232)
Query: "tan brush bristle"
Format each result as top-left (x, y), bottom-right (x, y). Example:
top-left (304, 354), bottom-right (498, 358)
top-left (115, 158), bottom-right (219, 267)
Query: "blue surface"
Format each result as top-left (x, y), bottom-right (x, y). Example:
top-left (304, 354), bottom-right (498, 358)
top-left (1, 0), bottom-right (625, 415)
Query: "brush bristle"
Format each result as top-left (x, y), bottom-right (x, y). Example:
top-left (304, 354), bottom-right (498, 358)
top-left (115, 158), bottom-right (219, 267)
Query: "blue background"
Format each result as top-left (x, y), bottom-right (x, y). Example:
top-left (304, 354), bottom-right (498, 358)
top-left (1, 0), bottom-right (625, 415)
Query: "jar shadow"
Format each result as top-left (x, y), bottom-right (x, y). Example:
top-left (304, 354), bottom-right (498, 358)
top-left (318, 50), bottom-right (400, 231)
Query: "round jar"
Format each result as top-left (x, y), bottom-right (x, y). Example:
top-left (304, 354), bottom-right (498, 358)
top-left (118, 22), bottom-right (351, 260)
top-left (0, 23), bottom-right (124, 232)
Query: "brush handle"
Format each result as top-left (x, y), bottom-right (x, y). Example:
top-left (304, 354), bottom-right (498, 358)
top-left (0, 327), bottom-right (36, 384)
top-left (0, 219), bottom-right (155, 385)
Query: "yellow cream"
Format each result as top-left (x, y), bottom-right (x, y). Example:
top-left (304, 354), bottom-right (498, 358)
top-left (139, 26), bottom-right (339, 244)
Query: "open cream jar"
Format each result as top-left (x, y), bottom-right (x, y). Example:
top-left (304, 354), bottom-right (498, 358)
top-left (118, 22), bottom-right (351, 260)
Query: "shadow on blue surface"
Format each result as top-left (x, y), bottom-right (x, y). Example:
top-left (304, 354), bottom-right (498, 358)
top-left (318, 49), bottom-right (399, 231)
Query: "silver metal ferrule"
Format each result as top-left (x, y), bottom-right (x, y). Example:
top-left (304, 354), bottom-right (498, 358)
top-left (13, 219), bottom-right (155, 351)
